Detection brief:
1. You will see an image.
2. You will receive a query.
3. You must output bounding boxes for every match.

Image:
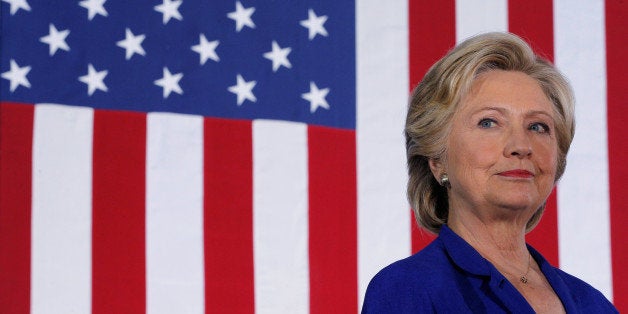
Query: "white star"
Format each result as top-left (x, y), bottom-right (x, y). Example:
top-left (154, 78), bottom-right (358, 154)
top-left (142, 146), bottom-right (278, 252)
top-left (227, 1), bottom-right (255, 32)
top-left (228, 74), bottom-right (256, 106)
top-left (154, 0), bottom-right (182, 25)
top-left (300, 9), bottom-right (328, 40)
top-left (1, 59), bottom-right (31, 92)
top-left (2, 0), bottom-right (31, 15)
top-left (191, 34), bottom-right (219, 65)
top-left (39, 24), bottom-right (70, 56)
top-left (79, 0), bottom-right (108, 20)
top-left (116, 28), bottom-right (146, 60)
top-left (302, 81), bottom-right (330, 113)
top-left (79, 64), bottom-right (108, 96)
top-left (154, 67), bottom-right (183, 98)
top-left (263, 41), bottom-right (291, 72)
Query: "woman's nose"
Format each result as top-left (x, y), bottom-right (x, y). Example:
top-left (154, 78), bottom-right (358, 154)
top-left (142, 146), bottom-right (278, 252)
top-left (504, 127), bottom-right (532, 158)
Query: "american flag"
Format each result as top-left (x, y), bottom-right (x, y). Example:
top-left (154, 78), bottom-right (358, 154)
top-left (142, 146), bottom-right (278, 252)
top-left (0, 0), bottom-right (625, 313)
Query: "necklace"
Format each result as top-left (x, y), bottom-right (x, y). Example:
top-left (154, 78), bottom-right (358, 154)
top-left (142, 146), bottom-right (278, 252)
top-left (519, 254), bottom-right (532, 284)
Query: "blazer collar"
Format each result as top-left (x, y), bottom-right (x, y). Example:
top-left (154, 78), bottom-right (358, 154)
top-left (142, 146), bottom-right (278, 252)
top-left (438, 224), bottom-right (492, 277)
top-left (439, 224), bottom-right (578, 312)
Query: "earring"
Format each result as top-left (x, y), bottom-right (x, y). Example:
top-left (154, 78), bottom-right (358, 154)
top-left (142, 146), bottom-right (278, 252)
top-left (440, 174), bottom-right (450, 187)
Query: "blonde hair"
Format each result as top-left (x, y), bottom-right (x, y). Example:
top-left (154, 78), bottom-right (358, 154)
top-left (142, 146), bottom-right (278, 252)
top-left (405, 32), bottom-right (575, 234)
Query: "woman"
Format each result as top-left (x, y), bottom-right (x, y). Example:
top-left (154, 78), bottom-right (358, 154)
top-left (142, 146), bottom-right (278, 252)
top-left (362, 32), bottom-right (618, 313)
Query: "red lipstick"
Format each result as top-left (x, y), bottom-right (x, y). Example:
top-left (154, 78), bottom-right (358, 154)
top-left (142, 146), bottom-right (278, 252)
top-left (498, 169), bottom-right (534, 178)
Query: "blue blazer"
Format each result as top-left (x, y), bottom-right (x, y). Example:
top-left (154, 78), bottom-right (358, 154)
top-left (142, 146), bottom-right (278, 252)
top-left (362, 225), bottom-right (618, 313)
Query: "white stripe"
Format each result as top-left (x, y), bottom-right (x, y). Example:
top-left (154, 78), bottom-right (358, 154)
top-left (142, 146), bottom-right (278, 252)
top-left (253, 120), bottom-right (309, 314)
top-left (146, 113), bottom-right (205, 314)
top-left (456, 0), bottom-right (508, 42)
top-left (356, 0), bottom-right (411, 309)
top-left (31, 104), bottom-right (93, 314)
top-left (554, 0), bottom-right (612, 299)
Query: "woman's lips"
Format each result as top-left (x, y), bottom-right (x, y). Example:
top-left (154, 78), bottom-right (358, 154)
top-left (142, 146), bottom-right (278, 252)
top-left (498, 169), bottom-right (534, 178)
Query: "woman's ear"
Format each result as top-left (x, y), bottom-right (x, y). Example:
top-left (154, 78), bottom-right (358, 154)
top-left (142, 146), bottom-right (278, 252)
top-left (428, 158), bottom-right (444, 180)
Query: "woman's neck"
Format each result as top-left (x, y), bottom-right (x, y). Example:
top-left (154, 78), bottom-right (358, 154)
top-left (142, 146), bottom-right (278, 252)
top-left (447, 208), bottom-right (529, 262)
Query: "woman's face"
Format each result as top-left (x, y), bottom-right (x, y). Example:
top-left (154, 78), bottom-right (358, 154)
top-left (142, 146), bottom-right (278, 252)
top-left (438, 70), bottom-right (558, 216)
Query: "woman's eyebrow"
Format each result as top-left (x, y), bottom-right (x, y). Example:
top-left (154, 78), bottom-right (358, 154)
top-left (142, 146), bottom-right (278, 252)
top-left (471, 106), bottom-right (506, 115)
top-left (471, 107), bottom-right (554, 119)
top-left (525, 110), bottom-right (556, 124)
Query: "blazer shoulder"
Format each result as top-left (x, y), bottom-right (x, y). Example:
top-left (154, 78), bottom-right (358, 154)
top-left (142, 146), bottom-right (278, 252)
top-left (362, 241), bottom-right (452, 313)
top-left (362, 256), bottom-right (434, 313)
top-left (553, 268), bottom-right (618, 313)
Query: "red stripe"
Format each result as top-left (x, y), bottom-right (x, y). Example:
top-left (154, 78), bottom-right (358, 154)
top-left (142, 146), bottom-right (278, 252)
top-left (92, 110), bottom-right (146, 314)
top-left (0, 102), bottom-right (33, 314)
top-left (606, 0), bottom-right (628, 310)
top-left (203, 118), bottom-right (254, 313)
top-left (408, 0), bottom-right (456, 89)
top-left (308, 126), bottom-right (357, 313)
top-left (508, 0), bottom-right (559, 267)
top-left (409, 0), bottom-right (455, 253)
top-left (508, 0), bottom-right (554, 62)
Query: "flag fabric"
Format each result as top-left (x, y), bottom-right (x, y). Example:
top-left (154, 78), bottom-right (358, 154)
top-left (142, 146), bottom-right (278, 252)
top-left (0, 0), bottom-right (625, 313)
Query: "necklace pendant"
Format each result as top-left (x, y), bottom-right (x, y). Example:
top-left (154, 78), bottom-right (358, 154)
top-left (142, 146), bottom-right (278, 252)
top-left (520, 276), bottom-right (528, 284)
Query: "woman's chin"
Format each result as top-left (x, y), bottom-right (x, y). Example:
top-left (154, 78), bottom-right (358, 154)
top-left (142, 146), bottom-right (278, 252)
top-left (489, 191), bottom-right (541, 212)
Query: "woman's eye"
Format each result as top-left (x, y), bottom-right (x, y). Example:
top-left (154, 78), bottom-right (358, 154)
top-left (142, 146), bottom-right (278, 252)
top-left (529, 122), bottom-right (550, 133)
top-left (478, 118), bottom-right (496, 128)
